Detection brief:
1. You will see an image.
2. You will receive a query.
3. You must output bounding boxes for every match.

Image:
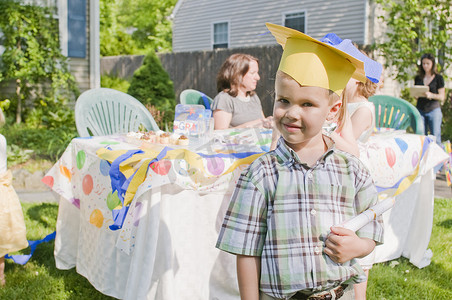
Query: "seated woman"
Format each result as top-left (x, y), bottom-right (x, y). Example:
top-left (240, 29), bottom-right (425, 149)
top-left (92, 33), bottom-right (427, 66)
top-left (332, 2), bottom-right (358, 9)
top-left (212, 53), bottom-right (273, 129)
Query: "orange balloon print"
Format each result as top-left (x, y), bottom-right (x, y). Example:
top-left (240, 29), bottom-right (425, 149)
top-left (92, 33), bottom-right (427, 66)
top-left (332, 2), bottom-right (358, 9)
top-left (385, 147), bottom-right (396, 168)
top-left (59, 165), bottom-right (72, 181)
top-left (90, 209), bottom-right (104, 228)
top-left (82, 174), bottom-right (94, 195)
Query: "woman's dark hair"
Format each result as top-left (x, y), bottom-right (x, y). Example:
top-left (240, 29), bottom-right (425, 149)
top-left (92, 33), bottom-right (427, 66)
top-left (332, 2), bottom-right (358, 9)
top-left (418, 53), bottom-right (438, 77)
top-left (216, 53), bottom-right (259, 97)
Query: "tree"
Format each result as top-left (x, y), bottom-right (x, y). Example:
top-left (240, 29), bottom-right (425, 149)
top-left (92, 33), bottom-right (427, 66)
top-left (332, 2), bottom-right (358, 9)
top-left (0, 0), bottom-right (78, 124)
top-left (99, 0), bottom-right (137, 56)
top-left (117, 0), bottom-right (177, 53)
top-left (127, 51), bottom-right (176, 128)
top-left (99, 0), bottom-right (177, 56)
top-left (375, 0), bottom-right (452, 84)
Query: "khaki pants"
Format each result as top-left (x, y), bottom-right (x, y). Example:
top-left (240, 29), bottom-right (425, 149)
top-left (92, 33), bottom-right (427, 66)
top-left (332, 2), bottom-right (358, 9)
top-left (259, 284), bottom-right (355, 300)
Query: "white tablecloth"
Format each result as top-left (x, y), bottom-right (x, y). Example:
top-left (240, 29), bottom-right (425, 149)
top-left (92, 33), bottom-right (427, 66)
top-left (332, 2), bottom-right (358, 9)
top-left (44, 129), bottom-right (448, 299)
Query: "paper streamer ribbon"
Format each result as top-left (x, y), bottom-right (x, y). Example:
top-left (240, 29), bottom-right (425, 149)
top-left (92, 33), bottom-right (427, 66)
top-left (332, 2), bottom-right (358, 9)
top-left (108, 149), bottom-right (143, 230)
top-left (97, 146), bottom-right (265, 230)
top-left (5, 231), bottom-right (56, 265)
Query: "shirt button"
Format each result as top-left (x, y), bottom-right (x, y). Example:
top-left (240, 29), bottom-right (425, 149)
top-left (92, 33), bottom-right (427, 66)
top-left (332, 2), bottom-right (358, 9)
top-left (314, 247), bottom-right (321, 254)
top-left (310, 209), bottom-right (317, 216)
top-left (308, 173), bottom-right (313, 180)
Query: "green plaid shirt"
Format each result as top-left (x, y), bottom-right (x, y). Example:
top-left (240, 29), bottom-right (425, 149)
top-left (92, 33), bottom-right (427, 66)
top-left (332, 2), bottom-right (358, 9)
top-left (216, 138), bottom-right (384, 299)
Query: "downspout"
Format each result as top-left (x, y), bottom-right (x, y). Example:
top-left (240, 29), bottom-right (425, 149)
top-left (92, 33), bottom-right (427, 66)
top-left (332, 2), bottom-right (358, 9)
top-left (90, 0), bottom-right (100, 88)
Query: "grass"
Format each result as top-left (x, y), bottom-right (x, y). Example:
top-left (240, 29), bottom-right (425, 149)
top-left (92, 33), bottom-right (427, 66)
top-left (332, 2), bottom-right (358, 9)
top-left (1, 199), bottom-right (451, 299)
top-left (0, 202), bottom-right (114, 300)
top-left (367, 198), bottom-right (452, 299)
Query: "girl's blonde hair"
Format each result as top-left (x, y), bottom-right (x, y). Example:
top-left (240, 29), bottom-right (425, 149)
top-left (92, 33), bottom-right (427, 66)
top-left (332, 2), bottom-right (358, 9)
top-left (357, 79), bottom-right (378, 99)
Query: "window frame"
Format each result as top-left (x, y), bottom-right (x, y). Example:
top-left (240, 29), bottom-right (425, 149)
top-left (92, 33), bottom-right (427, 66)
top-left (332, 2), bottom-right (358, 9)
top-left (212, 21), bottom-right (230, 50)
top-left (282, 10), bottom-right (308, 34)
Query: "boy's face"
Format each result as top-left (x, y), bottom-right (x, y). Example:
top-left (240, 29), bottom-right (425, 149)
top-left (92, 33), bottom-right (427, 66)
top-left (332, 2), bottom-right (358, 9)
top-left (273, 73), bottom-right (341, 150)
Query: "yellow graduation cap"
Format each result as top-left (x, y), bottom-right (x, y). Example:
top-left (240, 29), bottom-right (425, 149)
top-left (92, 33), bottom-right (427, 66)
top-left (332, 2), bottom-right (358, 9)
top-left (266, 23), bottom-right (366, 96)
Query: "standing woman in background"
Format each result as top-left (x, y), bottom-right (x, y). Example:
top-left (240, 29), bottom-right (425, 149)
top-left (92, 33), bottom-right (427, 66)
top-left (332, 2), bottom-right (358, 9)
top-left (414, 53), bottom-right (446, 146)
top-left (212, 53), bottom-right (273, 129)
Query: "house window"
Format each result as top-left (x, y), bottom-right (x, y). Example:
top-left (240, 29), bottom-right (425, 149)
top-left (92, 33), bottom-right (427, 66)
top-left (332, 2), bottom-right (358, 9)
top-left (284, 11), bottom-right (306, 33)
top-left (213, 22), bottom-right (228, 49)
top-left (67, 0), bottom-right (86, 58)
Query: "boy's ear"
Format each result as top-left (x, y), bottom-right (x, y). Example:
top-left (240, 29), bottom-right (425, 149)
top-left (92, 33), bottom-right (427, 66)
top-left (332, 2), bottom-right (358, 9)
top-left (327, 99), bottom-right (342, 121)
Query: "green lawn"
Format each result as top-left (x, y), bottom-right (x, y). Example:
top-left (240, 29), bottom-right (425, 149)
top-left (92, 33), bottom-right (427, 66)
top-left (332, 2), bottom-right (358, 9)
top-left (1, 199), bottom-right (451, 299)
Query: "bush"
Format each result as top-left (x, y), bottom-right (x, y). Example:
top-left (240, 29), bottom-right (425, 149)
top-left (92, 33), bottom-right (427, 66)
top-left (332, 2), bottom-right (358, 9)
top-left (127, 51), bottom-right (175, 129)
top-left (0, 124), bottom-right (77, 163)
top-left (101, 75), bottom-right (130, 93)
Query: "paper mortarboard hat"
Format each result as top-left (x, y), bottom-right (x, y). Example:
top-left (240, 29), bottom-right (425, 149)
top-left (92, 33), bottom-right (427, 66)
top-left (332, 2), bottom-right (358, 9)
top-left (266, 23), bottom-right (366, 96)
top-left (320, 33), bottom-right (382, 84)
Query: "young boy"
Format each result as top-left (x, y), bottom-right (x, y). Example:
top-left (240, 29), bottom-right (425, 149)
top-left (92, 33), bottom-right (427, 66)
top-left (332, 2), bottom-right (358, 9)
top-left (216, 23), bottom-right (384, 300)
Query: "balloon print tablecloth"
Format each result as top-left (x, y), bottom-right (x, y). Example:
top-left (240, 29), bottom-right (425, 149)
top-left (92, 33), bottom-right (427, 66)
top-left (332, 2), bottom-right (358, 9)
top-left (43, 129), bottom-right (447, 299)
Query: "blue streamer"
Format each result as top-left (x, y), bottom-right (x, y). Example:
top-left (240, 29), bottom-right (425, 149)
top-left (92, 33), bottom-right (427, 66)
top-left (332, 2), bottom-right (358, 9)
top-left (109, 149), bottom-right (144, 203)
top-left (197, 151), bottom-right (262, 159)
top-left (108, 147), bottom-right (171, 231)
top-left (5, 231), bottom-right (56, 265)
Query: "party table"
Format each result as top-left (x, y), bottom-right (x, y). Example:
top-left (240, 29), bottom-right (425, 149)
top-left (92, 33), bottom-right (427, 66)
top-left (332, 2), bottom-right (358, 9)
top-left (43, 129), bottom-right (447, 299)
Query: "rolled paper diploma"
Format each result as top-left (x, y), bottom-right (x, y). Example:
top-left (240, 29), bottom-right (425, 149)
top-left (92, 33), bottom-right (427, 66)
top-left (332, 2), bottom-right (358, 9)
top-left (338, 197), bottom-right (396, 232)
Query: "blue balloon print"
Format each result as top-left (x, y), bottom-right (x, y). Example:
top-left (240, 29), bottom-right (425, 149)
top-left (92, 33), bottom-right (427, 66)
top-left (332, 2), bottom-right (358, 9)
top-left (395, 138), bottom-right (408, 153)
top-left (99, 159), bottom-right (111, 176)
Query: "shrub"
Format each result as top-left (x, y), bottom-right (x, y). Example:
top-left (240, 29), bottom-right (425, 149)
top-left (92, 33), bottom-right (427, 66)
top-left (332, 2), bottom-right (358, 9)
top-left (101, 75), bottom-right (130, 93)
top-left (127, 51), bottom-right (175, 129)
top-left (1, 124), bottom-right (77, 163)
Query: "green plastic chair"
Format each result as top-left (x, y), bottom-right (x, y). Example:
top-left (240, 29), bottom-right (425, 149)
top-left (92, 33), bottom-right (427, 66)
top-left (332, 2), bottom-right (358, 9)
top-left (369, 95), bottom-right (424, 135)
top-left (75, 88), bottom-right (159, 137)
top-left (179, 89), bottom-right (213, 109)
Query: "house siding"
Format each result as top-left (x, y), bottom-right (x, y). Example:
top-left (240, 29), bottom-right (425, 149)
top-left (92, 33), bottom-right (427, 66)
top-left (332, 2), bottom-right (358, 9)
top-left (173, 0), bottom-right (366, 52)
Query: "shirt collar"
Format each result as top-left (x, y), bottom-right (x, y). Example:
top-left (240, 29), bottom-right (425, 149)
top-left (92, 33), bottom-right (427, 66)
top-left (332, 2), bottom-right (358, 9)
top-left (274, 135), bottom-right (336, 167)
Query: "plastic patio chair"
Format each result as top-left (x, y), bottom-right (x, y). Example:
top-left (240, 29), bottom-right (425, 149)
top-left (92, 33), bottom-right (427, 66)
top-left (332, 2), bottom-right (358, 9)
top-left (369, 95), bottom-right (424, 135)
top-left (75, 88), bottom-right (159, 137)
top-left (179, 89), bottom-right (213, 109)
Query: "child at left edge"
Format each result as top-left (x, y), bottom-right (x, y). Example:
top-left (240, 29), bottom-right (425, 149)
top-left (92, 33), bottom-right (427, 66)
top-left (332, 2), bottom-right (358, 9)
top-left (216, 23), bottom-right (384, 300)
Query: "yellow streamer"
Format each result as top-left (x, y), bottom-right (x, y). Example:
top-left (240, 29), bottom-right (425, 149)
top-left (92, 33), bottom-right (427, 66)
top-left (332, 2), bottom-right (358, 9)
top-left (97, 147), bottom-right (265, 207)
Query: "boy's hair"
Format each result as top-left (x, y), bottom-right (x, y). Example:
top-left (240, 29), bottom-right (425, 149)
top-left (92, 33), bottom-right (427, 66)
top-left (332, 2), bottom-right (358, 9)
top-left (217, 53), bottom-right (259, 97)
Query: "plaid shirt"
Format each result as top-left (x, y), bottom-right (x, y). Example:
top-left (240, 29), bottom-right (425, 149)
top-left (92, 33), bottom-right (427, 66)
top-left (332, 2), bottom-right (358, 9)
top-left (216, 138), bottom-right (384, 299)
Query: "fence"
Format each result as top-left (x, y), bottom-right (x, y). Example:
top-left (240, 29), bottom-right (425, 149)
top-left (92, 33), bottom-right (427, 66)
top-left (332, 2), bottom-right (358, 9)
top-left (100, 45), bottom-right (283, 116)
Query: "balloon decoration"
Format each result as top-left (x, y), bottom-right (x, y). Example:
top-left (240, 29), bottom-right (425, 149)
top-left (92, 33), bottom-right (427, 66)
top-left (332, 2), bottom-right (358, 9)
top-left (395, 138), bottom-right (408, 153)
top-left (99, 159), bottom-right (111, 176)
top-left (206, 157), bottom-right (225, 176)
top-left (106, 190), bottom-right (121, 210)
top-left (41, 176), bottom-right (54, 188)
top-left (82, 174), bottom-right (94, 195)
top-left (385, 147), bottom-right (396, 168)
top-left (411, 151), bottom-right (419, 168)
top-left (59, 165), bottom-right (71, 181)
top-left (76, 150), bottom-right (86, 169)
top-left (89, 209), bottom-right (104, 228)
top-left (150, 160), bottom-right (172, 176)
